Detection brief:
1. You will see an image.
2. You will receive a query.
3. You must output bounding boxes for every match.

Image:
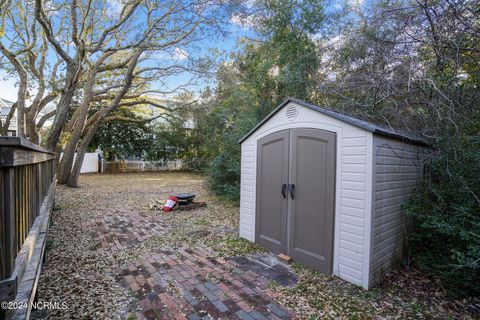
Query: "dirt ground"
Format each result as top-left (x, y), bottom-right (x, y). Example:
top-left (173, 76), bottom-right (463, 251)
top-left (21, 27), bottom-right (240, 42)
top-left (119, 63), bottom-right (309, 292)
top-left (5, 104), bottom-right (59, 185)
top-left (35, 172), bottom-right (478, 319)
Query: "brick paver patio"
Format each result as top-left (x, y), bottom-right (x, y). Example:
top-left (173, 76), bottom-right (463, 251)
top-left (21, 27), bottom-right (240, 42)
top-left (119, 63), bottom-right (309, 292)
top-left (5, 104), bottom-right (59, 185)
top-left (116, 247), bottom-right (294, 320)
top-left (37, 173), bottom-right (476, 320)
top-left (68, 175), bottom-right (296, 319)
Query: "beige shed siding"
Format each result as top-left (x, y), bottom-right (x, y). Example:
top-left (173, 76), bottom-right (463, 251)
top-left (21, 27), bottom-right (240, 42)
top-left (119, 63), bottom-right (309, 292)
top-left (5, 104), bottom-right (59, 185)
top-left (338, 130), bottom-right (368, 285)
top-left (240, 143), bottom-right (256, 241)
top-left (240, 102), bottom-right (373, 287)
top-left (370, 136), bottom-right (425, 286)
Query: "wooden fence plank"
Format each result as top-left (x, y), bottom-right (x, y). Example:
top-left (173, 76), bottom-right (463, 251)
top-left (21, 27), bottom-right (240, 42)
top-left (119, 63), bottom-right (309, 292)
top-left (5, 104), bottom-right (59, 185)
top-left (3, 167), bottom-right (17, 278)
top-left (0, 137), bottom-right (56, 320)
top-left (0, 170), bottom-right (5, 279)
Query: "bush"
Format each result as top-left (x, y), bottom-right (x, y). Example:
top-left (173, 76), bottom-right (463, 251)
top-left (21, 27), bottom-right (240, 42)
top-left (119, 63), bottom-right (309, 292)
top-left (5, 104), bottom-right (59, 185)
top-left (207, 153), bottom-right (241, 202)
top-left (407, 135), bottom-right (480, 299)
top-left (203, 100), bottom-right (259, 202)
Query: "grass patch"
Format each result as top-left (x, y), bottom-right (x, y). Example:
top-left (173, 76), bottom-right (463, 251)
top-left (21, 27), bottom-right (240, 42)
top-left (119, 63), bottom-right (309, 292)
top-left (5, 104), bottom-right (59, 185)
top-left (272, 263), bottom-right (374, 319)
top-left (195, 218), bottom-right (209, 225)
top-left (45, 239), bottom-right (55, 250)
top-left (212, 236), bottom-right (268, 257)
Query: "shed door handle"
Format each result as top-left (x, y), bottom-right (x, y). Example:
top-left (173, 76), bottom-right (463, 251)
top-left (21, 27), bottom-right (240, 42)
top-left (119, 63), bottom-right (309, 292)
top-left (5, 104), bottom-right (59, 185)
top-left (281, 184), bottom-right (287, 199)
top-left (289, 184), bottom-right (295, 200)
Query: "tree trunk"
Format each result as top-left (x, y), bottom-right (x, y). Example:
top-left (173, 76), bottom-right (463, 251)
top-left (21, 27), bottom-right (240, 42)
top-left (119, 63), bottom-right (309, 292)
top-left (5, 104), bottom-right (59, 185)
top-left (58, 113), bottom-right (88, 184)
top-left (66, 50), bottom-right (142, 187)
top-left (16, 104), bottom-right (26, 138)
top-left (25, 110), bottom-right (41, 143)
top-left (0, 45), bottom-right (28, 138)
top-left (59, 68), bottom-right (97, 184)
top-left (67, 123), bottom-right (98, 187)
top-left (45, 63), bottom-right (82, 150)
top-left (28, 128), bottom-right (39, 144)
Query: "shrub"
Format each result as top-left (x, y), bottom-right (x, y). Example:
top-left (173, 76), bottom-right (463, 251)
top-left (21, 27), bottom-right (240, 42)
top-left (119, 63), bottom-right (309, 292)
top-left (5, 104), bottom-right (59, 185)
top-left (407, 135), bottom-right (480, 298)
top-left (204, 103), bottom-right (259, 202)
top-left (207, 153), bottom-right (241, 202)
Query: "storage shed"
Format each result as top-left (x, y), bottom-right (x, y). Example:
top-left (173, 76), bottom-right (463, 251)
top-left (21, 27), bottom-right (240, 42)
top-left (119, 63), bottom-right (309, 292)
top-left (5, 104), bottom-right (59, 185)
top-left (239, 97), bottom-right (429, 289)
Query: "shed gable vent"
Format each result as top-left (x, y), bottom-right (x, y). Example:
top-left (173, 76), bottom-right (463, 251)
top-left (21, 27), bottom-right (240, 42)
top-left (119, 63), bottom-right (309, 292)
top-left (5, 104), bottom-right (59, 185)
top-left (285, 105), bottom-right (298, 120)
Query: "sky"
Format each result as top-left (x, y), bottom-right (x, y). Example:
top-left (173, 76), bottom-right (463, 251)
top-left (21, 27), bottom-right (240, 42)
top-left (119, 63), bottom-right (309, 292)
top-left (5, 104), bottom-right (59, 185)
top-left (0, 0), bottom-right (355, 103)
top-left (148, 22), bottom-right (254, 99)
top-left (0, 2), bottom-right (255, 103)
top-left (0, 76), bottom-right (19, 102)
top-left (0, 27), bottom-right (251, 101)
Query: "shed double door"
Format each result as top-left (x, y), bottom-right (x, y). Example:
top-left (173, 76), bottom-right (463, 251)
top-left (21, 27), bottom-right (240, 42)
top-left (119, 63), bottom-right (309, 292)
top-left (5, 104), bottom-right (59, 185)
top-left (255, 128), bottom-right (335, 274)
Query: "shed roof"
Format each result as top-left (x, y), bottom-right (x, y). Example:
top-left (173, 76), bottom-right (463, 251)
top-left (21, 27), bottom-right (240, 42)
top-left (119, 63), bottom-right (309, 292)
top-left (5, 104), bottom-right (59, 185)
top-left (239, 97), bottom-right (429, 146)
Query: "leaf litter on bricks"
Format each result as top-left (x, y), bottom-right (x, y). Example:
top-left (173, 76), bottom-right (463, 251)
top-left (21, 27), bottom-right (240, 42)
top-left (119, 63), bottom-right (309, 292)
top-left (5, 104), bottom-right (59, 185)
top-left (37, 173), bottom-right (478, 319)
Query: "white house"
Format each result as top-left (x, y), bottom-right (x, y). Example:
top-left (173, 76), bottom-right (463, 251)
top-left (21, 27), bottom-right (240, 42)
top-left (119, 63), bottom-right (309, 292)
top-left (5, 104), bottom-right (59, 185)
top-left (0, 97), bottom-right (17, 136)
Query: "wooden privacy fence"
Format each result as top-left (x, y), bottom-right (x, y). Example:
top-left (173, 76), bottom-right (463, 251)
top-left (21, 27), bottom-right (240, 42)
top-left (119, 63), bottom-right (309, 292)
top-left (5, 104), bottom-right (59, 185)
top-left (0, 137), bottom-right (56, 319)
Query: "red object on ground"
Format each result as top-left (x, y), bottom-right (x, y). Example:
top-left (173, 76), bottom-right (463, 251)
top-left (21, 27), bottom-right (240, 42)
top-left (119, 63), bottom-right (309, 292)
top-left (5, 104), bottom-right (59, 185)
top-left (162, 196), bottom-right (178, 212)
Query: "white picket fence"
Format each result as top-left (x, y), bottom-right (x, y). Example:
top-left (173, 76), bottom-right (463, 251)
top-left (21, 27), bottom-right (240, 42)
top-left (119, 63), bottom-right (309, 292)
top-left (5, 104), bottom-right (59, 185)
top-left (104, 160), bottom-right (182, 173)
top-left (61, 153), bottom-right (183, 174)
